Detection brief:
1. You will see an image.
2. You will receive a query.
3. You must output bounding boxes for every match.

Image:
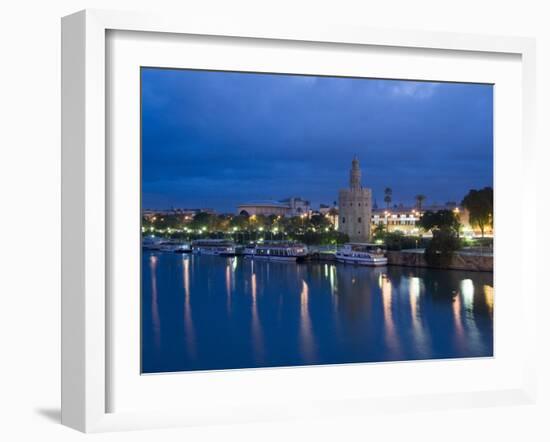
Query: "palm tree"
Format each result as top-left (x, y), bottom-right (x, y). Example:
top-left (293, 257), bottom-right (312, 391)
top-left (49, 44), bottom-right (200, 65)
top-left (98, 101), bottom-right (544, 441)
top-left (415, 194), bottom-right (426, 210)
top-left (373, 222), bottom-right (387, 241)
top-left (384, 187), bottom-right (392, 208)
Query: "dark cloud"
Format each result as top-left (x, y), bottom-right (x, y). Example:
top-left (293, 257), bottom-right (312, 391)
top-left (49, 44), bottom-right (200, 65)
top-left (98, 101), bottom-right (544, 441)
top-left (142, 68), bottom-right (493, 211)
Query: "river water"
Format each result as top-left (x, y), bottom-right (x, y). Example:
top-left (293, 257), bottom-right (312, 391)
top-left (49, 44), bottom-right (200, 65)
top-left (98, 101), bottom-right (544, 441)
top-left (142, 252), bottom-right (493, 373)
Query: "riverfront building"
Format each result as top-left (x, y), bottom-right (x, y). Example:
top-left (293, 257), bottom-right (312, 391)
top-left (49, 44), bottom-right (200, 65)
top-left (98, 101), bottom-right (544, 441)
top-left (237, 197), bottom-right (311, 217)
top-left (237, 200), bottom-right (290, 217)
top-left (371, 205), bottom-right (493, 237)
top-left (371, 207), bottom-right (422, 235)
top-left (143, 207), bottom-right (215, 221)
top-left (279, 197), bottom-right (311, 216)
top-left (338, 157), bottom-right (372, 242)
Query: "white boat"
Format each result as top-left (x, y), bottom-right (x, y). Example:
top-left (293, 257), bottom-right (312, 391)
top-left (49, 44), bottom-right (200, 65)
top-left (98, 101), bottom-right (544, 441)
top-left (142, 236), bottom-right (162, 251)
top-left (142, 237), bottom-right (191, 253)
top-left (335, 243), bottom-right (388, 266)
top-left (171, 243), bottom-right (192, 253)
top-left (252, 242), bottom-right (308, 262)
top-left (242, 244), bottom-right (256, 256)
top-left (158, 240), bottom-right (191, 253)
top-left (192, 239), bottom-right (237, 256)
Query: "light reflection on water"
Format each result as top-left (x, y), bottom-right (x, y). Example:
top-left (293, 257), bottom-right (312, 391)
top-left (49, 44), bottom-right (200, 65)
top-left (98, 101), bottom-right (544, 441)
top-left (142, 253), bottom-right (493, 373)
top-left (452, 288), bottom-right (465, 352)
top-left (149, 255), bottom-right (160, 349)
top-left (381, 275), bottom-right (400, 358)
top-left (225, 262), bottom-right (231, 314)
top-left (409, 277), bottom-right (430, 356)
top-left (182, 257), bottom-right (196, 360)
top-left (460, 278), bottom-right (482, 354)
top-left (484, 285), bottom-right (494, 315)
top-left (299, 280), bottom-right (316, 363)
top-left (250, 269), bottom-right (265, 363)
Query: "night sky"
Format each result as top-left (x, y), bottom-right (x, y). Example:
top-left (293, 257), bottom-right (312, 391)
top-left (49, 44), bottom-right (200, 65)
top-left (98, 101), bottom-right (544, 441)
top-left (141, 68), bottom-right (493, 213)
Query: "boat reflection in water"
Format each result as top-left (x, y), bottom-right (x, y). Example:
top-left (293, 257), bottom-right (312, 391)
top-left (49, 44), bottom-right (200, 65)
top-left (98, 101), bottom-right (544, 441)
top-left (141, 252), bottom-right (494, 373)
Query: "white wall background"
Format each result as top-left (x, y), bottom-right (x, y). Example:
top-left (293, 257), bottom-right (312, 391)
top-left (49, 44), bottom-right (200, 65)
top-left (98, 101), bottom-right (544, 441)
top-left (0, 1), bottom-right (548, 441)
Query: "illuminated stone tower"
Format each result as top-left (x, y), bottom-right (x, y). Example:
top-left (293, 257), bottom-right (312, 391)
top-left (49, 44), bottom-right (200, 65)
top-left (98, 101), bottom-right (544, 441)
top-left (338, 157), bottom-right (372, 242)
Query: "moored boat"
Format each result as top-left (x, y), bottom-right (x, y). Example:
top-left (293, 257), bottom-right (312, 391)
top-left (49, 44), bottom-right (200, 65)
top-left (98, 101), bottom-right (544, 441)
top-left (142, 236), bottom-right (162, 251)
top-left (242, 243), bottom-right (256, 256)
top-left (192, 239), bottom-right (237, 256)
top-left (335, 243), bottom-right (388, 266)
top-left (157, 240), bottom-right (191, 253)
top-left (251, 242), bottom-right (308, 262)
top-left (171, 243), bottom-right (192, 253)
top-left (142, 237), bottom-right (192, 253)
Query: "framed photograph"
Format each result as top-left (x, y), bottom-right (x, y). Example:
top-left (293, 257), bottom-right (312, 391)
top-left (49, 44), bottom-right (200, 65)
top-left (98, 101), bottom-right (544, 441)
top-left (61, 9), bottom-right (537, 432)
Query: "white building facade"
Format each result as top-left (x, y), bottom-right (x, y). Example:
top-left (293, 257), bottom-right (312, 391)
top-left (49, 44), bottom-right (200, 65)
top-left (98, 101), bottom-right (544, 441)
top-left (278, 197), bottom-right (311, 216)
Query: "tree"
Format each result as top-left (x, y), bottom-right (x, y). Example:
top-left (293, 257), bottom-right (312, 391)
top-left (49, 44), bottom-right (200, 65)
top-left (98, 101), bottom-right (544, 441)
top-left (384, 231), bottom-right (405, 250)
top-left (420, 209), bottom-right (461, 267)
top-left (188, 211), bottom-right (214, 231)
top-left (253, 214), bottom-right (269, 230)
top-left (229, 213), bottom-right (249, 230)
top-left (415, 194), bottom-right (426, 210)
top-left (379, 231), bottom-right (424, 251)
top-left (372, 222), bottom-right (387, 241)
top-left (267, 214), bottom-right (278, 227)
top-left (294, 230), bottom-right (349, 246)
top-left (424, 227), bottom-right (462, 267)
top-left (283, 216), bottom-right (304, 233)
top-left (384, 187), bottom-right (392, 208)
top-left (419, 210), bottom-right (460, 236)
top-left (461, 187), bottom-right (493, 237)
top-left (310, 213), bottom-right (330, 229)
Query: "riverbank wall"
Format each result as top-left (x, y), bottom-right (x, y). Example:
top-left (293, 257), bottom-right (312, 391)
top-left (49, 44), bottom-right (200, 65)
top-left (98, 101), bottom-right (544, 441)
top-left (386, 250), bottom-right (493, 272)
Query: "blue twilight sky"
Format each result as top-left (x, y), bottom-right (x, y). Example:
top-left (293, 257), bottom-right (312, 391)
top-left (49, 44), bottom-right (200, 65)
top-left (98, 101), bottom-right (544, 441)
top-left (141, 68), bottom-right (493, 213)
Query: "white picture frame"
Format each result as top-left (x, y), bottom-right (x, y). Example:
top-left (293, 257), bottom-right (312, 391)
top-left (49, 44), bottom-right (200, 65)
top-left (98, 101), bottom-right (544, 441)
top-left (61, 9), bottom-right (537, 433)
